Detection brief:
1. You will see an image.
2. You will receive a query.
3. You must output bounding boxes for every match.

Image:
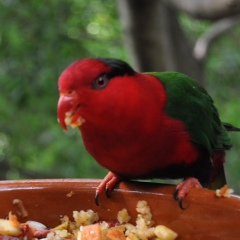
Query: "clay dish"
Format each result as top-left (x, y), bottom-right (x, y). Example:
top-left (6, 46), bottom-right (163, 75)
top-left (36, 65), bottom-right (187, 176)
top-left (0, 179), bottom-right (240, 240)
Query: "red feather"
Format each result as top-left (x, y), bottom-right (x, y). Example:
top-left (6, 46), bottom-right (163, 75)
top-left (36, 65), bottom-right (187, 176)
top-left (57, 58), bottom-right (233, 207)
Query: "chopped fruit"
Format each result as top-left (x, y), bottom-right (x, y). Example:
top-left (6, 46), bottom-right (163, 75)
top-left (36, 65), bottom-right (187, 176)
top-left (154, 225), bottom-right (178, 240)
top-left (216, 185), bottom-right (234, 197)
top-left (117, 208), bottom-right (131, 224)
top-left (81, 224), bottom-right (102, 240)
top-left (0, 212), bottom-right (21, 236)
top-left (106, 228), bottom-right (126, 240)
top-left (0, 200), bottom-right (178, 239)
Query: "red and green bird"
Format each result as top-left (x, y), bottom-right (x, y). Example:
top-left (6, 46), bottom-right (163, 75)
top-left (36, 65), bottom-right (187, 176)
top-left (57, 58), bottom-right (239, 208)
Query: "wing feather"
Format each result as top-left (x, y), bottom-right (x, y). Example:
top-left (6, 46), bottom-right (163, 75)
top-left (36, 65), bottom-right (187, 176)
top-left (149, 72), bottom-right (232, 154)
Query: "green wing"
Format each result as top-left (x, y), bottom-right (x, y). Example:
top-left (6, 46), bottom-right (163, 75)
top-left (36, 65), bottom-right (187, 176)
top-left (149, 72), bottom-right (232, 154)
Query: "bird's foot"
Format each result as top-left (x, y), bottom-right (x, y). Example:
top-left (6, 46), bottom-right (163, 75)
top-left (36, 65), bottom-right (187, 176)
top-left (174, 177), bottom-right (202, 209)
top-left (95, 171), bottom-right (121, 206)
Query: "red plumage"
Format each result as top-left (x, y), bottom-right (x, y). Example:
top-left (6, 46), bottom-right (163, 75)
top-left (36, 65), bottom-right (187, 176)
top-left (57, 58), bottom-right (238, 208)
top-left (58, 59), bottom-right (198, 178)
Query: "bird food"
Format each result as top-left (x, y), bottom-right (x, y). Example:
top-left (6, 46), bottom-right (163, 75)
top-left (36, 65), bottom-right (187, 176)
top-left (215, 184), bottom-right (234, 198)
top-left (0, 200), bottom-right (178, 240)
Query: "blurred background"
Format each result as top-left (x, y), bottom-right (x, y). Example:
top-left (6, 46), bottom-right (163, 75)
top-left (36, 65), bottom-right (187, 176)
top-left (0, 0), bottom-right (240, 193)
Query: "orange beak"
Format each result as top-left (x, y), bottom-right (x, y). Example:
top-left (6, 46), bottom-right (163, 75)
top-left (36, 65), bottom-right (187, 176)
top-left (57, 94), bottom-right (75, 131)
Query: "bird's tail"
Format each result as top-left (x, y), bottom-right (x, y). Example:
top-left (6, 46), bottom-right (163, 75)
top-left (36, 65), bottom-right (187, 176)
top-left (209, 150), bottom-right (226, 190)
top-left (209, 168), bottom-right (226, 190)
top-left (223, 122), bottom-right (240, 132)
top-left (210, 122), bottom-right (240, 190)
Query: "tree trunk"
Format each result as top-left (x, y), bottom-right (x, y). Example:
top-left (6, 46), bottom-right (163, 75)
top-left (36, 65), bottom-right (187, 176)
top-left (118, 0), bottom-right (204, 83)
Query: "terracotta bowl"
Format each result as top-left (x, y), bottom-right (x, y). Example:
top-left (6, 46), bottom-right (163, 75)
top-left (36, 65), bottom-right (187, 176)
top-left (0, 179), bottom-right (240, 240)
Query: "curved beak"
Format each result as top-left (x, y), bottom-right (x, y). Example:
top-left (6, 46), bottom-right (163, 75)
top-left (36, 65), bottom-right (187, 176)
top-left (57, 95), bottom-right (75, 131)
top-left (58, 94), bottom-right (85, 131)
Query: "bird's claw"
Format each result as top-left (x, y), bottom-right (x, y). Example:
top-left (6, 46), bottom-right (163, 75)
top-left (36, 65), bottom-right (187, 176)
top-left (174, 177), bottom-right (202, 210)
top-left (105, 187), bottom-right (111, 198)
top-left (173, 188), bottom-right (178, 200)
top-left (173, 188), bottom-right (185, 209)
top-left (95, 172), bottom-right (121, 206)
top-left (178, 198), bottom-right (185, 210)
top-left (174, 196), bottom-right (185, 210)
top-left (95, 193), bottom-right (100, 206)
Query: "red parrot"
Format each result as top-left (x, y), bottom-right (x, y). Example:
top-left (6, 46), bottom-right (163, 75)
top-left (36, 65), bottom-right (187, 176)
top-left (57, 58), bottom-right (239, 208)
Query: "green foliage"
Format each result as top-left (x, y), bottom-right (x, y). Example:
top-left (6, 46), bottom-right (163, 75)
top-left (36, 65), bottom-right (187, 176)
top-left (0, 0), bottom-right (124, 179)
top-left (0, 1), bottom-right (240, 193)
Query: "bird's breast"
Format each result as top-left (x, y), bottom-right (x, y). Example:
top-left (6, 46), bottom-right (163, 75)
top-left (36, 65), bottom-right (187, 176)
top-left (80, 115), bottom-right (199, 178)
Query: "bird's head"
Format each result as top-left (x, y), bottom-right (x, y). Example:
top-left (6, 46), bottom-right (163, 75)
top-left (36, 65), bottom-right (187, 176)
top-left (57, 58), bottom-right (136, 131)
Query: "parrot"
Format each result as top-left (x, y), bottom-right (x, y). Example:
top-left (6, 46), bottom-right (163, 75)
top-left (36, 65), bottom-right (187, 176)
top-left (57, 58), bottom-right (239, 209)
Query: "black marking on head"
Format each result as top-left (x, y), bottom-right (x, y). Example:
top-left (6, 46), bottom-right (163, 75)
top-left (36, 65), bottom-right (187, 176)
top-left (92, 58), bottom-right (136, 90)
top-left (97, 58), bottom-right (136, 78)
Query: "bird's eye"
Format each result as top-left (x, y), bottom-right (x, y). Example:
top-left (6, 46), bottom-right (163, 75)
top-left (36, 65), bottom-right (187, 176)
top-left (94, 75), bottom-right (109, 89)
top-left (66, 90), bottom-right (75, 96)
